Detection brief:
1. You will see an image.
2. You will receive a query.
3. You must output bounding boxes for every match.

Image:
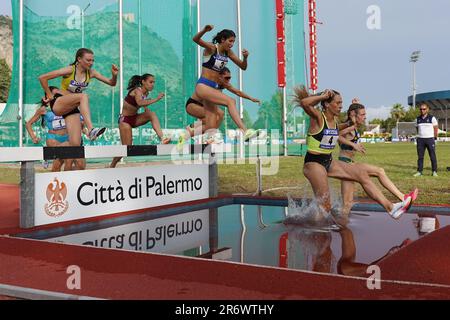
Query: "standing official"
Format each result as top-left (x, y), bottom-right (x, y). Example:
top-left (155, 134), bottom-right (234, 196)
top-left (414, 103), bottom-right (438, 177)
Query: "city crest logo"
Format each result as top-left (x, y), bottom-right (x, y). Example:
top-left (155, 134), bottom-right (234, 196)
top-left (44, 178), bottom-right (69, 217)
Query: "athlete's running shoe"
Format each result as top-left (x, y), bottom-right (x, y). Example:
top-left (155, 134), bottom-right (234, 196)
top-left (244, 129), bottom-right (258, 141)
top-left (257, 130), bottom-right (267, 140)
top-left (88, 127), bottom-right (106, 141)
top-left (404, 188), bottom-right (419, 206)
top-left (389, 196), bottom-right (412, 220)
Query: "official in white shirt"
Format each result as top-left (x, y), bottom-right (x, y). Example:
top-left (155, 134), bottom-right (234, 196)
top-left (414, 103), bottom-right (438, 177)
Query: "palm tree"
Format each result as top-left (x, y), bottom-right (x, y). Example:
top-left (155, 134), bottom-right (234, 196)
top-left (390, 103), bottom-right (406, 139)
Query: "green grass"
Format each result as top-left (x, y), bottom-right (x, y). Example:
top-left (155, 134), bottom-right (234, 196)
top-left (218, 142), bottom-right (450, 205)
top-left (1, 142), bottom-right (449, 205)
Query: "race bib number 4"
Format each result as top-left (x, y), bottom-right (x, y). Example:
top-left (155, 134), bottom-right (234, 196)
top-left (319, 128), bottom-right (338, 150)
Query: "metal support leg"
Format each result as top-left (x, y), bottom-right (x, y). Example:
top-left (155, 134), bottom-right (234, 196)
top-left (256, 156), bottom-right (262, 196)
top-left (20, 161), bottom-right (35, 228)
top-left (208, 154), bottom-right (218, 198)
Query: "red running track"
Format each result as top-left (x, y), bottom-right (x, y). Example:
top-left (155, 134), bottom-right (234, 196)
top-left (0, 184), bottom-right (449, 299)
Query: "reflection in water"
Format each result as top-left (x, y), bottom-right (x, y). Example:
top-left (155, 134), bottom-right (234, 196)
top-left (20, 204), bottom-right (447, 277)
top-left (337, 227), bottom-right (412, 277)
top-left (414, 214), bottom-right (440, 236)
top-left (286, 227), bottom-right (335, 273)
top-left (285, 224), bottom-right (413, 276)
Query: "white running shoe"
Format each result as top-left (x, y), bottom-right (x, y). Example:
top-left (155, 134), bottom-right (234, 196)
top-left (389, 196), bottom-right (412, 220)
top-left (207, 134), bottom-right (224, 144)
top-left (257, 130), bottom-right (267, 140)
top-left (88, 127), bottom-right (106, 141)
top-left (244, 129), bottom-right (258, 141)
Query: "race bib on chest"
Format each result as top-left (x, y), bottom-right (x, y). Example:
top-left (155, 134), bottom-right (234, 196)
top-left (69, 80), bottom-right (89, 93)
top-left (213, 55), bottom-right (228, 71)
top-left (51, 116), bottom-right (66, 130)
top-left (319, 128), bottom-right (338, 150)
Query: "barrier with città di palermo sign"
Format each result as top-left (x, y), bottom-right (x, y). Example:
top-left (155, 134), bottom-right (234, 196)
top-left (32, 163), bottom-right (210, 227)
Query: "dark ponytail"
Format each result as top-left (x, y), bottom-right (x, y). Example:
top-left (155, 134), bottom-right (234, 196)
top-left (39, 86), bottom-right (59, 128)
top-left (212, 29), bottom-right (236, 44)
top-left (71, 48), bottom-right (94, 66)
top-left (127, 73), bottom-right (154, 92)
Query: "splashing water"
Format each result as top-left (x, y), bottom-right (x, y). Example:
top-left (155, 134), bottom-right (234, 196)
top-left (284, 193), bottom-right (344, 231)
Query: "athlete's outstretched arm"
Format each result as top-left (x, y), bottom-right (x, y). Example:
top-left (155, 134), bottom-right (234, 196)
top-left (224, 84), bottom-right (260, 104)
top-left (228, 49), bottom-right (248, 70)
top-left (38, 66), bottom-right (73, 100)
top-left (134, 88), bottom-right (165, 107)
top-left (25, 106), bottom-right (46, 144)
top-left (90, 64), bottom-right (119, 87)
top-left (193, 25), bottom-right (216, 53)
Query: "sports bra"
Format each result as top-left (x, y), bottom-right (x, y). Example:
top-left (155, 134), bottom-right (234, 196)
top-left (43, 111), bottom-right (66, 131)
top-left (202, 44), bottom-right (228, 72)
top-left (61, 64), bottom-right (90, 93)
top-left (124, 90), bottom-right (146, 108)
top-left (340, 128), bottom-right (360, 151)
top-left (306, 112), bottom-right (339, 155)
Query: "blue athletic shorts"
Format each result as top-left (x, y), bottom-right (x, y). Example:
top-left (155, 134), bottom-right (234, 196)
top-left (47, 133), bottom-right (69, 143)
top-left (197, 77), bottom-right (219, 89)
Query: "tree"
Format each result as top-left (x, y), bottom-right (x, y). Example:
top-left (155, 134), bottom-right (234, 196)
top-left (253, 91), bottom-right (282, 130)
top-left (402, 105), bottom-right (420, 122)
top-left (390, 103), bottom-right (406, 123)
top-left (0, 59), bottom-right (11, 103)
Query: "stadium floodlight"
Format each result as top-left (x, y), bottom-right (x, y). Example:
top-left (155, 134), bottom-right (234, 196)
top-left (410, 51), bottom-right (421, 108)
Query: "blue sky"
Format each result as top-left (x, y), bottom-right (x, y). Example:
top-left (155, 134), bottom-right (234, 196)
top-left (1, 1), bottom-right (449, 120)
top-left (0, 1), bottom-right (11, 15)
top-left (316, 0), bottom-right (450, 120)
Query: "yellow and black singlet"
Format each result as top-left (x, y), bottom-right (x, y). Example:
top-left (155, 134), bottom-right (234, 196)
top-left (306, 112), bottom-right (339, 154)
top-left (61, 65), bottom-right (91, 93)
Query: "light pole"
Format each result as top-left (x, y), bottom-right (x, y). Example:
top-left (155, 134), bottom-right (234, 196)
top-left (164, 79), bottom-right (167, 129)
top-left (410, 50), bottom-right (421, 109)
top-left (81, 3), bottom-right (91, 48)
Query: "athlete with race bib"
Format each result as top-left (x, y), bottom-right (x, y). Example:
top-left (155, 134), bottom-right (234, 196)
top-left (293, 86), bottom-right (413, 220)
top-left (179, 25), bottom-right (259, 147)
top-left (38, 48), bottom-right (118, 148)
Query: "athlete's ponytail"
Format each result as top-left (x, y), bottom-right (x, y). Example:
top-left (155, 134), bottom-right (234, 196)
top-left (127, 74), bottom-right (154, 91)
top-left (71, 48), bottom-right (94, 66)
top-left (293, 85), bottom-right (310, 107)
top-left (38, 86), bottom-right (59, 128)
top-left (212, 29), bottom-right (236, 44)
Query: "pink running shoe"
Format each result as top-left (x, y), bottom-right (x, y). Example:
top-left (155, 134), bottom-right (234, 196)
top-left (404, 188), bottom-right (419, 202)
top-left (389, 196), bottom-right (412, 220)
top-left (404, 188), bottom-right (418, 211)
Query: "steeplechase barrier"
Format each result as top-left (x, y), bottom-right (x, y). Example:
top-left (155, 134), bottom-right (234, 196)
top-left (0, 144), bottom-right (230, 229)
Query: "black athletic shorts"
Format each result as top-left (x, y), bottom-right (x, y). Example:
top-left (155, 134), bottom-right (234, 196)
top-left (50, 93), bottom-right (81, 118)
top-left (304, 152), bottom-right (333, 172)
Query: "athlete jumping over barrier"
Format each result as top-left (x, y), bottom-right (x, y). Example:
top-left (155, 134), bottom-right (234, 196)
top-left (183, 67), bottom-right (261, 144)
top-left (25, 86), bottom-right (72, 172)
top-left (179, 25), bottom-right (259, 148)
top-left (110, 74), bottom-right (171, 168)
top-left (38, 48), bottom-right (118, 147)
